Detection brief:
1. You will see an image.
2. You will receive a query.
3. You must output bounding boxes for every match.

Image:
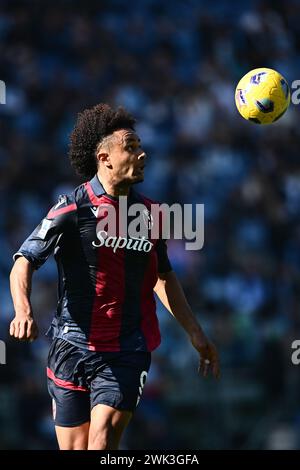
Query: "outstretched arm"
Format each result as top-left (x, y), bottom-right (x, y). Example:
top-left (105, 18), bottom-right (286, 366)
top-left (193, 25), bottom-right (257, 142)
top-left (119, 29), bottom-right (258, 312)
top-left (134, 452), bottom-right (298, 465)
top-left (9, 193), bottom-right (76, 341)
top-left (154, 270), bottom-right (220, 378)
top-left (10, 257), bottom-right (38, 341)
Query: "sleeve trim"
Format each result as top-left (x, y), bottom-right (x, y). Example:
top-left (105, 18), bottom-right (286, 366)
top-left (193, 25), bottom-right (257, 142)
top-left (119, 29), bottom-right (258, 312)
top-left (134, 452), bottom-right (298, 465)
top-left (12, 252), bottom-right (40, 269)
top-left (13, 252), bottom-right (25, 262)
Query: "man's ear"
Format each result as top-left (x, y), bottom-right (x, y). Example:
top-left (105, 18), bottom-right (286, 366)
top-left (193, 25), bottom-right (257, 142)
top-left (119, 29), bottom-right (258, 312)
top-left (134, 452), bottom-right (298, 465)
top-left (97, 152), bottom-right (112, 168)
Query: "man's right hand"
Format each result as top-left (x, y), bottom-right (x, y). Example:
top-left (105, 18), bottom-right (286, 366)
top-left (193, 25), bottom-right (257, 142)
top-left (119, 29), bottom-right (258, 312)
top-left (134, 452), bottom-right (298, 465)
top-left (10, 315), bottom-right (39, 341)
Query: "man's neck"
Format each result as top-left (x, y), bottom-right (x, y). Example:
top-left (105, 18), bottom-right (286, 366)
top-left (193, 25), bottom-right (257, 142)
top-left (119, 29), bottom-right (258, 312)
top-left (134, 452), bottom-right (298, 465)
top-left (97, 173), bottom-right (130, 197)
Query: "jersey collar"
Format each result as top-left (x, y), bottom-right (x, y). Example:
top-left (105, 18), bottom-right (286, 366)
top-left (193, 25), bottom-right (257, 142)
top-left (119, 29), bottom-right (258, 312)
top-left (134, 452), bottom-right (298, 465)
top-left (89, 174), bottom-right (138, 201)
top-left (89, 174), bottom-right (106, 196)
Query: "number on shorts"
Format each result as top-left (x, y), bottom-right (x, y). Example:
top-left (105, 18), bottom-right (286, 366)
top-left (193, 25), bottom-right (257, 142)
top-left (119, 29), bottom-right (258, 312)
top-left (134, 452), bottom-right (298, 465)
top-left (136, 370), bottom-right (148, 406)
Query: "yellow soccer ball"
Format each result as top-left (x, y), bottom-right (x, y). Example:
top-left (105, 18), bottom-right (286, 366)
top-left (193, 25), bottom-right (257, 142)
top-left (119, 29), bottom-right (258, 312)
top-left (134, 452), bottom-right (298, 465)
top-left (235, 67), bottom-right (290, 124)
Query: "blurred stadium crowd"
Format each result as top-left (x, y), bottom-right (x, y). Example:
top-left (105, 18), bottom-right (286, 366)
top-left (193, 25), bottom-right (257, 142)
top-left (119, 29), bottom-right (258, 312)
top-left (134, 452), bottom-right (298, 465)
top-left (1, 0), bottom-right (300, 449)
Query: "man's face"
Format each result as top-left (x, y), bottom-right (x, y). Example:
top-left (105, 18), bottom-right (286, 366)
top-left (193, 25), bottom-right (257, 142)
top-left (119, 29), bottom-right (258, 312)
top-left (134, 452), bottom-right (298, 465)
top-left (98, 129), bottom-right (146, 184)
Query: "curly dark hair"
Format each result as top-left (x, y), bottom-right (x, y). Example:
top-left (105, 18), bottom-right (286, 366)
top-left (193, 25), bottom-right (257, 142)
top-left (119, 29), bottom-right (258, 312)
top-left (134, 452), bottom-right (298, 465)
top-left (69, 103), bottom-right (136, 179)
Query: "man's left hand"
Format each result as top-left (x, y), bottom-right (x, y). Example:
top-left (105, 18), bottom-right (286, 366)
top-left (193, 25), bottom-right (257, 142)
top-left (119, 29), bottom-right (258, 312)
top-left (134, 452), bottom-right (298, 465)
top-left (190, 332), bottom-right (220, 379)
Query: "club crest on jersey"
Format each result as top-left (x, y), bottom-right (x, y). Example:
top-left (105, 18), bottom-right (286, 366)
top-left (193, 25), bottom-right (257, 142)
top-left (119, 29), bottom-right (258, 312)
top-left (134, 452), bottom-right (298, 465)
top-left (142, 208), bottom-right (153, 229)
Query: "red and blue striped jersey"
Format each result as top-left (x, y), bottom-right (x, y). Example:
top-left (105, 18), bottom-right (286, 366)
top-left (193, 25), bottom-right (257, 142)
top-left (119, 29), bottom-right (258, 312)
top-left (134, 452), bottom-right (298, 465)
top-left (13, 175), bottom-right (172, 352)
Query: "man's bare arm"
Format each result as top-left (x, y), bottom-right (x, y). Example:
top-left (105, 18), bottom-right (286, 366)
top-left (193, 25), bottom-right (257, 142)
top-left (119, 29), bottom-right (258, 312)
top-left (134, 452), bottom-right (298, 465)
top-left (154, 270), bottom-right (220, 378)
top-left (9, 257), bottom-right (38, 341)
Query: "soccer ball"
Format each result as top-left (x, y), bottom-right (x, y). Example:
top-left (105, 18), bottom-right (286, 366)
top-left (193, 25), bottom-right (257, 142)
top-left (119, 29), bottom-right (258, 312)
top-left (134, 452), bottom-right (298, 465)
top-left (235, 68), bottom-right (290, 124)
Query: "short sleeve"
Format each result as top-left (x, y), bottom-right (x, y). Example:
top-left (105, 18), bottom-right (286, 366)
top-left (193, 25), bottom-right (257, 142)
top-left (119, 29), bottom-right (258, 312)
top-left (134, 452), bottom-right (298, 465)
top-left (13, 194), bottom-right (77, 270)
top-left (155, 239), bottom-right (172, 274)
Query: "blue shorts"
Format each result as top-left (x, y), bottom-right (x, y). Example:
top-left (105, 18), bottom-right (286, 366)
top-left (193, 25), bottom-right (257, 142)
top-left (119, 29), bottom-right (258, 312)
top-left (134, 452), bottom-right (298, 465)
top-left (47, 338), bottom-right (151, 427)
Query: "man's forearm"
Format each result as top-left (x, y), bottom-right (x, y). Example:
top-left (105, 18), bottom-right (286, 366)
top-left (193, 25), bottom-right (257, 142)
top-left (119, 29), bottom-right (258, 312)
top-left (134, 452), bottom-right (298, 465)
top-left (155, 271), bottom-right (220, 378)
top-left (10, 257), bottom-right (34, 317)
top-left (154, 271), bottom-right (204, 338)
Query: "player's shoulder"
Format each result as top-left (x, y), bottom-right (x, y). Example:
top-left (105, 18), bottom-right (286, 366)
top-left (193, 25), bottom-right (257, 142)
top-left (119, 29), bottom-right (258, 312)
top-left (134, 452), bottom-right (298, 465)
top-left (72, 180), bottom-right (100, 206)
top-left (46, 193), bottom-right (77, 221)
top-left (57, 181), bottom-right (94, 208)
